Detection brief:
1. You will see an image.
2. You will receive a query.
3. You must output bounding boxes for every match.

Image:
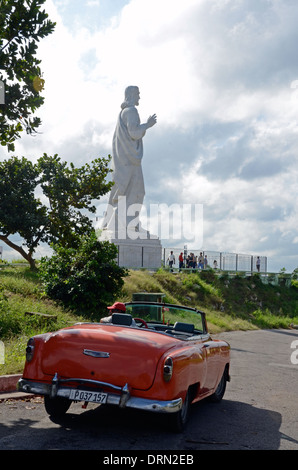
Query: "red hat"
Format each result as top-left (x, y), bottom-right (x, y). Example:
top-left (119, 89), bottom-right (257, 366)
top-left (107, 302), bottom-right (126, 312)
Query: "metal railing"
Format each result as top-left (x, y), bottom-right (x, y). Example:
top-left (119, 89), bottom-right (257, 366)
top-left (163, 248), bottom-right (267, 273)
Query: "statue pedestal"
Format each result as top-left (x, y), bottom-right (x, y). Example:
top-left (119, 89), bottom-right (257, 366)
top-left (99, 230), bottom-right (162, 269)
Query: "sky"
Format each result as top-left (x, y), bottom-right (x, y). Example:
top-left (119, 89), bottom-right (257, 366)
top-left (1, 0), bottom-right (298, 273)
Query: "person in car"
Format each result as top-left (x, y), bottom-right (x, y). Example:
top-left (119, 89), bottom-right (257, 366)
top-left (100, 302), bottom-right (128, 323)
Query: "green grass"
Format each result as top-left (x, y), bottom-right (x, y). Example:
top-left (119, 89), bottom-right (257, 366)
top-left (117, 268), bottom-right (298, 333)
top-left (0, 266), bottom-right (85, 374)
top-left (1, 265), bottom-right (298, 374)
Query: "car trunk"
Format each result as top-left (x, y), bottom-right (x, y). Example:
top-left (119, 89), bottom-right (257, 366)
top-left (41, 324), bottom-right (176, 391)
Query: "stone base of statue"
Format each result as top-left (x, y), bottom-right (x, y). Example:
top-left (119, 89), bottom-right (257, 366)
top-left (99, 228), bottom-right (162, 269)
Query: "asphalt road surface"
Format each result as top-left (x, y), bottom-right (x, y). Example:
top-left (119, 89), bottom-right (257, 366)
top-left (0, 329), bottom-right (297, 452)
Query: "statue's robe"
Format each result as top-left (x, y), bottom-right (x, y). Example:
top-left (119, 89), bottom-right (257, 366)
top-left (109, 105), bottom-right (147, 208)
top-left (103, 105), bottom-right (149, 234)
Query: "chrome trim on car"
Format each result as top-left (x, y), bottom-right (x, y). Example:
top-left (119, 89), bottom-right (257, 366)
top-left (50, 372), bottom-right (59, 398)
top-left (54, 376), bottom-right (124, 393)
top-left (18, 378), bottom-right (51, 396)
top-left (126, 396), bottom-right (182, 413)
top-left (83, 349), bottom-right (110, 358)
top-left (119, 382), bottom-right (130, 408)
top-left (17, 377), bottom-right (182, 414)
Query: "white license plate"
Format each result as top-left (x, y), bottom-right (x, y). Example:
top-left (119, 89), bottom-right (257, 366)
top-left (69, 389), bottom-right (107, 404)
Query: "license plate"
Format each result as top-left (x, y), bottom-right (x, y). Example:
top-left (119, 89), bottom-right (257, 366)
top-left (69, 389), bottom-right (107, 404)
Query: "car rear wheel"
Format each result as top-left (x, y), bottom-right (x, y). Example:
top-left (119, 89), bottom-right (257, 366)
top-left (169, 390), bottom-right (190, 433)
top-left (44, 395), bottom-right (71, 417)
top-left (209, 370), bottom-right (227, 403)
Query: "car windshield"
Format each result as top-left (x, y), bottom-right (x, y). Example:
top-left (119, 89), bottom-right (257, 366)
top-left (125, 302), bottom-right (205, 334)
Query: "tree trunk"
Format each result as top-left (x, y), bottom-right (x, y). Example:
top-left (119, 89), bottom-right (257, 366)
top-left (0, 235), bottom-right (37, 270)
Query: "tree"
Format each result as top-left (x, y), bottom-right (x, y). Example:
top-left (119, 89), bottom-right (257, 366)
top-left (0, 0), bottom-right (55, 151)
top-left (39, 232), bottom-right (128, 317)
top-left (0, 154), bottom-right (113, 269)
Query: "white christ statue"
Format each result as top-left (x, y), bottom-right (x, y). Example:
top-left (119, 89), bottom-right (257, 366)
top-left (103, 86), bottom-right (157, 237)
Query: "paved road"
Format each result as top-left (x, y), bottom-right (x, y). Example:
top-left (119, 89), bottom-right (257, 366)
top-left (0, 329), bottom-right (297, 451)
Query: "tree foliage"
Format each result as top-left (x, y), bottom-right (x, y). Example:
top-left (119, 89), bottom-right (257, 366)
top-left (0, 0), bottom-right (55, 151)
top-left (0, 154), bottom-right (113, 269)
top-left (39, 232), bottom-right (128, 317)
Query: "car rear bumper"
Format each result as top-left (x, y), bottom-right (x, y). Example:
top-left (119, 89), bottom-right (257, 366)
top-left (17, 377), bottom-right (182, 414)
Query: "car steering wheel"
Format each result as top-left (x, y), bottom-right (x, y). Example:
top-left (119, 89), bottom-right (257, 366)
top-left (134, 318), bottom-right (148, 328)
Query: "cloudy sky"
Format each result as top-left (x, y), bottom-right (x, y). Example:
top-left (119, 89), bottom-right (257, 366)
top-left (2, 0), bottom-right (298, 273)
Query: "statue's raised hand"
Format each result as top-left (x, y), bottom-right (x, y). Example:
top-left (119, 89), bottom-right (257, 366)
top-left (146, 114), bottom-right (157, 129)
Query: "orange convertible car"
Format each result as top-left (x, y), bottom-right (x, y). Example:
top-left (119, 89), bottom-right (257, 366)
top-left (18, 302), bottom-right (230, 432)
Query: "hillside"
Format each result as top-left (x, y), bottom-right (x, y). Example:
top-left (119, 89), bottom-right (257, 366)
top-left (0, 266), bottom-right (298, 374)
top-left (118, 269), bottom-right (298, 332)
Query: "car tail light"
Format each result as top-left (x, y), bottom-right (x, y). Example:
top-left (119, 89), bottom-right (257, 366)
top-left (26, 338), bottom-right (35, 362)
top-left (163, 356), bottom-right (173, 382)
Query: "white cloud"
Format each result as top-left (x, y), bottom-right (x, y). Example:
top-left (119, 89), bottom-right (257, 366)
top-left (1, 0), bottom-right (298, 272)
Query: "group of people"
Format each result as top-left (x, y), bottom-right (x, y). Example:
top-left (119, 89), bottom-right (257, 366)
top-left (167, 251), bottom-right (210, 271)
top-left (185, 252), bottom-right (208, 269)
top-left (167, 252), bottom-right (262, 272)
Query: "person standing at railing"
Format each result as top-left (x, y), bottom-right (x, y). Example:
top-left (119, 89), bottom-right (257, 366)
top-left (179, 252), bottom-right (184, 271)
top-left (167, 251), bottom-right (175, 271)
top-left (198, 252), bottom-right (204, 269)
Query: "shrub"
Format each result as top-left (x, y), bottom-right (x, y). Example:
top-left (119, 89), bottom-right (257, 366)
top-left (39, 232), bottom-right (128, 318)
